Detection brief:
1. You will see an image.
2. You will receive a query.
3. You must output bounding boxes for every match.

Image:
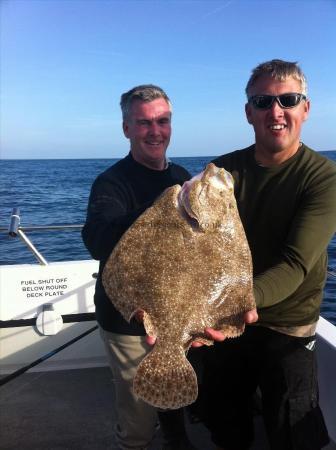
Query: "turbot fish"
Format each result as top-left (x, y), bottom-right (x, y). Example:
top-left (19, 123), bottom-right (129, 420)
top-left (102, 163), bottom-right (255, 409)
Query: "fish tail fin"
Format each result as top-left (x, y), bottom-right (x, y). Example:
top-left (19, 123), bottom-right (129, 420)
top-left (133, 343), bottom-right (198, 409)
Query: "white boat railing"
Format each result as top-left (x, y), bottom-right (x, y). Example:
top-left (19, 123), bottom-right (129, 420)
top-left (0, 207), bottom-right (84, 266)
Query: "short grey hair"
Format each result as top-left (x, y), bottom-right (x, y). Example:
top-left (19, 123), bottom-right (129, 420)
top-left (245, 59), bottom-right (308, 97)
top-left (120, 84), bottom-right (172, 120)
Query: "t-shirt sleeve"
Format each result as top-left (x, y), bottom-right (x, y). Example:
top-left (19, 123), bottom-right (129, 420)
top-left (254, 164), bottom-right (336, 308)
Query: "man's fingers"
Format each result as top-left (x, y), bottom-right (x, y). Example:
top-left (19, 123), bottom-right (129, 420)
top-left (191, 341), bottom-right (205, 348)
top-left (204, 327), bottom-right (226, 342)
top-left (146, 335), bottom-right (156, 346)
top-left (245, 308), bottom-right (258, 323)
top-left (147, 308), bottom-right (258, 348)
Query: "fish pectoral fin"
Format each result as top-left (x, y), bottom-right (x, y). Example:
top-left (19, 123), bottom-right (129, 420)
top-left (129, 308), bottom-right (145, 323)
top-left (128, 309), bottom-right (157, 336)
top-left (133, 344), bottom-right (198, 410)
top-left (143, 310), bottom-right (157, 337)
top-left (216, 313), bottom-right (246, 338)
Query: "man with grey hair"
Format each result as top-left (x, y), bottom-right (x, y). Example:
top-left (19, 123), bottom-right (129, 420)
top-left (82, 84), bottom-right (194, 450)
top-left (197, 60), bottom-right (336, 449)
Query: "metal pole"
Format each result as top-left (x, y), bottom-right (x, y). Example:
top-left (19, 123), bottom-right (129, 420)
top-left (0, 225), bottom-right (83, 233)
top-left (8, 207), bottom-right (21, 236)
top-left (7, 207), bottom-right (48, 265)
top-left (16, 229), bottom-right (48, 266)
top-left (0, 208), bottom-right (84, 265)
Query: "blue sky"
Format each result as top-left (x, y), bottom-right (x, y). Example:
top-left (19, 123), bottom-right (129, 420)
top-left (1, 0), bottom-right (336, 159)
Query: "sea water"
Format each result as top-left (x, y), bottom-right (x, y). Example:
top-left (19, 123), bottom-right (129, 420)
top-left (1, 152), bottom-right (335, 324)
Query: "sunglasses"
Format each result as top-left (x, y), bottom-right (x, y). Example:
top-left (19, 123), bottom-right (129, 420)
top-left (248, 93), bottom-right (307, 110)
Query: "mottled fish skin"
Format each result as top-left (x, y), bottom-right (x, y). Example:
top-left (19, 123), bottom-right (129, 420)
top-left (102, 163), bottom-right (255, 409)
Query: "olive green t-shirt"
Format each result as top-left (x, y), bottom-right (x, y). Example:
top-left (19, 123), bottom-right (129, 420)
top-left (212, 144), bottom-right (336, 327)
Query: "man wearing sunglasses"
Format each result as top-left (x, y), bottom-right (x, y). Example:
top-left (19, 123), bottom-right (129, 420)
top-left (198, 60), bottom-right (336, 450)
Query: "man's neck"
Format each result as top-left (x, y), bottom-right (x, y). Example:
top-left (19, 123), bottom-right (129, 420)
top-left (254, 142), bottom-right (302, 167)
top-left (131, 152), bottom-right (167, 171)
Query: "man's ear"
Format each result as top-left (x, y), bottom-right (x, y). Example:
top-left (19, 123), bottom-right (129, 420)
top-left (245, 102), bottom-right (253, 124)
top-left (302, 98), bottom-right (310, 121)
top-left (123, 121), bottom-right (129, 138)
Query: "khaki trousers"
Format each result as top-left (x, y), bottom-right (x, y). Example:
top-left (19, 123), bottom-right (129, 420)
top-left (100, 329), bottom-right (158, 450)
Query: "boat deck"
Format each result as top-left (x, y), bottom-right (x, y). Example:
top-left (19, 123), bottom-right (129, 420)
top-left (0, 366), bottom-right (259, 450)
top-left (1, 367), bottom-right (335, 450)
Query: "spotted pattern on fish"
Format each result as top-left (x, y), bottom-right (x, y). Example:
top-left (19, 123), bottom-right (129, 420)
top-left (102, 163), bottom-right (255, 409)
